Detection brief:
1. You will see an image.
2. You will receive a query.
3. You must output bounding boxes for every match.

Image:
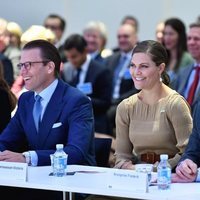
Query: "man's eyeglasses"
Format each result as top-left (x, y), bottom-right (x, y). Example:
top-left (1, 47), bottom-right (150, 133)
top-left (117, 34), bottom-right (130, 39)
top-left (45, 24), bottom-right (61, 31)
top-left (17, 61), bottom-right (50, 70)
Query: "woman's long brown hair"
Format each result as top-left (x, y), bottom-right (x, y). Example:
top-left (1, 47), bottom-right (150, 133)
top-left (0, 61), bottom-right (17, 111)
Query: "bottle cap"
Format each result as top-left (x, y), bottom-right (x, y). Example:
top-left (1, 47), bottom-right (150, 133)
top-left (160, 154), bottom-right (168, 160)
top-left (56, 144), bottom-right (64, 149)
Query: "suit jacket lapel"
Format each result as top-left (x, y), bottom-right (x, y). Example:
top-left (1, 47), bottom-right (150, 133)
top-left (193, 88), bottom-right (200, 105)
top-left (111, 53), bottom-right (121, 73)
top-left (179, 65), bottom-right (193, 95)
top-left (106, 52), bottom-right (120, 75)
top-left (85, 61), bottom-right (93, 82)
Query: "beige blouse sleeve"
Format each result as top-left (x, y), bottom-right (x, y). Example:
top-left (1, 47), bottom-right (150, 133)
top-left (114, 98), bottom-right (136, 169)
top-left (166, 95), bottom-right (193, 168)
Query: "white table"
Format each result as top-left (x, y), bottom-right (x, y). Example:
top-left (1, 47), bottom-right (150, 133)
top-left (0, 165), bottom-right (199, 200)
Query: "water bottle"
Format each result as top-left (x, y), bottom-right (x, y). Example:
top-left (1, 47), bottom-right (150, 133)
top-left (53, 144), bottom-right (68, 177)
top-left (157, 154), bottom-right (171, 190)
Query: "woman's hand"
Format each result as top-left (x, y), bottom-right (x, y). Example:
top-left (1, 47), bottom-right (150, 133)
top-left (121, 161), bottom-right (135, 170)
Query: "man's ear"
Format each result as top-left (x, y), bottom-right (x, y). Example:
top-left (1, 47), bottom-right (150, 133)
top-left (47, 61), bottom-right (55, 74)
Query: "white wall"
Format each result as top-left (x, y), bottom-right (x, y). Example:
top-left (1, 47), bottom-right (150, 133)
top-left (1, 0), bottom-right (199, 49)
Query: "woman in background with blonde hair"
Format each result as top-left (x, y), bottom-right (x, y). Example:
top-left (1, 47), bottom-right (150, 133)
top-left (0, 61), bottom-right (17, 133)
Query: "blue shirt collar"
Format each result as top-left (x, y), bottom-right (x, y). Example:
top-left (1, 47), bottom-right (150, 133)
top-left (34, 79), bottom-right (58, 102)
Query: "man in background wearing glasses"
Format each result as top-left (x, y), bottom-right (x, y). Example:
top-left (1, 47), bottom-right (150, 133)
top-left (44, 14), bottom-right (67, 63)
top-left (0, 39), bottom-right (96, 200)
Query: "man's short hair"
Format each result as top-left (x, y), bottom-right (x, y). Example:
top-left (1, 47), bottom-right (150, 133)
top-left (46, 14), bottom-right (66, 31)
top-left (121, 15), bottom-right (139, 33)
top-left (23, 39), bottom-right (61, 76)
top-left (83, 21), bottom-right (108, 41)
top-left (189, 22), bottom-right (200, 29)
top-left (64, 34), bottom-right (87, 53)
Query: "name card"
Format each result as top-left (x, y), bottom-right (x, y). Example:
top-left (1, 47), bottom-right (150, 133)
top-left (77, 82), bottom-right (93, 95)
top-left (0, 161), bottom-right (27, 182)
top-left (107, 168), bottom-right (148, 193)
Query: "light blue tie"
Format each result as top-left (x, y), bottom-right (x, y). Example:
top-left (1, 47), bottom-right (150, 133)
top-left (33, 95), bottom-right (42, 131)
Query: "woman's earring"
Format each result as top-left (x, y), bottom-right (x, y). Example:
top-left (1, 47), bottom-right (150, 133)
top-left (160, 77), bottom-right (163, 82)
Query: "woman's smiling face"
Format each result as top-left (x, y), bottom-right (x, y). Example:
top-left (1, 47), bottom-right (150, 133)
top-left (129, 52), bottom-right (163, 90)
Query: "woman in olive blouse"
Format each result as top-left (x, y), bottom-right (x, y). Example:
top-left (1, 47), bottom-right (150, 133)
top-left (114, 40), bottom-right (192, 170)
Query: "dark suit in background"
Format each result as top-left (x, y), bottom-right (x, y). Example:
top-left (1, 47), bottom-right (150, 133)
top-left (173, 64), bottom-right (200, 114)
top-left (105, 52), bottom-right (139, 135)
top-left (173, 24), bottom-right (200, 115)
top-left (103, 23), bottom-right (139, 136)
top-left (62, 60), bottom-right (112, 134)
top-left (174, 23), bottom-right (200, 183)
top-left (63, 34), bottom-right (112, 135)
top-left (92, 52), bottom-right (105, 64)
top-left (105, 52), bottom-right (138, 101)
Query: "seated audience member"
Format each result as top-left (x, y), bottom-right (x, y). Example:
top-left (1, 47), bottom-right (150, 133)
top-left (105, 23), bottom-right (139, 136)
top-left (44, 14), bottom-right (67, 63)
top-left (121, 15), bottom-right (139, 33)
top-left (0, 39), bottom-right (96, 200)
top-left (155, 21), bottom-right (165, 43)
top-left (173, 23), bottom-right (200, 114)
top-left (162, 18), bottom-right (193, 84)
top-left (11, 25), bottom-right (56, 98)
top-left (6, 21), bottom-right (22, 48)
top-left (62, 34), bottom-right (112, 134)
top-left (83, 21), bottom-right (111, 63)
top-left (0, 61), bottom-right (17, 133)
top-left (174, 101), bottom-right (200, 183)
top-left (0, 18), bottom-right (14, 86)
top-left (114, 40), bottom-right (192, 171)
top-left (0, 52), bottom-right (14, 87)
top-left (5, 21), bottom-right (23, 80)
top-left (20, 25), bottom-right (56, 47)
top-left (113, 15), bottom-right (139, 53)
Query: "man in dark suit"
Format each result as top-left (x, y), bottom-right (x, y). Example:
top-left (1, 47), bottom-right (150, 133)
top-left (173, 101), bottom-right (200, 183)
top-left (83, 21), bottom-right (107, 64)
top-left (0, 39), bottom-right (95, 199)
top-left (62, 34), bottom-right (112, 134)
top-left (173, 23), bottom-right (200, 114)
top-left (113, 15), bottom-right (139, 53)
top-left (44, 14), bottom-right (67, 63)
top-left (105, 24), bottom-right (139, 135)
top-left (173, 23), bottom-right (200, 181)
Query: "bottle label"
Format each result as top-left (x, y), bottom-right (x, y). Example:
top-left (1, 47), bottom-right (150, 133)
top-left (54, 157), bottom-right (67, 169)
top-left (157, 168), bottom-right (171, 190)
